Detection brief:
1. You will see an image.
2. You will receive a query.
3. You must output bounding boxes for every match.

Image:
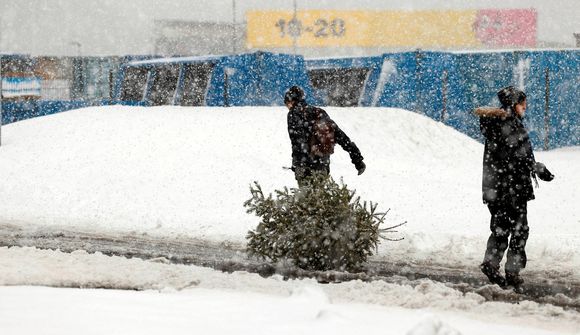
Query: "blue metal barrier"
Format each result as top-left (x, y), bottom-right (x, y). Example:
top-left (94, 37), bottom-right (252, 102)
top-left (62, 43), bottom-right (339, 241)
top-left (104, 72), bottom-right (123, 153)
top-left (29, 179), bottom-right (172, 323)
top-left (323, 49), bottom-right (579, 149)
top-left (1, 100), bottom-right (94, 125)
top-left (116, 51), bottom-right (313, 107)
top-left (373, 52), bottom-right (418, 111)
top-left (2, 50), bottom-right (578, 149)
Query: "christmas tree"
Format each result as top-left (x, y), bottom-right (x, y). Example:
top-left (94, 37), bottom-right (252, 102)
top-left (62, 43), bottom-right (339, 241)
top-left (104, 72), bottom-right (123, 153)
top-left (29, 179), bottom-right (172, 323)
top-left (244, 173), bottom-right (403, 272)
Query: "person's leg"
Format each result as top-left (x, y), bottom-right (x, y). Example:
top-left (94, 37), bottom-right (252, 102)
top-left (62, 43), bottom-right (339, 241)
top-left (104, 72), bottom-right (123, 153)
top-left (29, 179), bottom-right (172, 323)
top-left (481, 203), bottom-right (511, 286)
top-left (483, 204), bottom-right (511, 267)
top-left (505, 201), bottom-right (529, 288)
top-left (294, 167), bottom-right (312, 188)
top-left (296, 164), bottom-right (330, 188)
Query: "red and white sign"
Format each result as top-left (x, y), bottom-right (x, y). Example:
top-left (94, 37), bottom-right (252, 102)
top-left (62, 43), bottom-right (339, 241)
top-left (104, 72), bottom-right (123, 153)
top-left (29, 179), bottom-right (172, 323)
top-left (473, 9), bottom-right (537, 47)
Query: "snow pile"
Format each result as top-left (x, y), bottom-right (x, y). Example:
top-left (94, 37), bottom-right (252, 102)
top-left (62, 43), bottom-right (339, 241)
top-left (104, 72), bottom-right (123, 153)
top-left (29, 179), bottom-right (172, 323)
top-left (0, 106), bottom-right (577, 277)
top-left (406, 315), bottom-right (461, 335)
top-left (0, 105), bottom-right (579, 335)
top-left (1, 246), bottom-right (578, 334)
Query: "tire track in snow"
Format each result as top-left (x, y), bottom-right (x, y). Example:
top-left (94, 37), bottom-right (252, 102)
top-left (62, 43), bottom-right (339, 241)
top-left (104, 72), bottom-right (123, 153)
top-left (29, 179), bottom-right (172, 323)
top-left (1, 223), bottom-right (578, 311)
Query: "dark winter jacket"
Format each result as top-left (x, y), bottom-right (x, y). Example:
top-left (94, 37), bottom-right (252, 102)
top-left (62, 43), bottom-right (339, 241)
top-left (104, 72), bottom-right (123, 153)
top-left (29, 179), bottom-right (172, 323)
top-left (287, 101), bottom-right (364, 171)
top-left (475, 107), bottom-right (536, 204)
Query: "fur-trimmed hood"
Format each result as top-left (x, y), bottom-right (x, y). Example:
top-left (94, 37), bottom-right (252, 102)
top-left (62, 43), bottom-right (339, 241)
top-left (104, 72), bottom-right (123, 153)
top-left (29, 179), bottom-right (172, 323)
top-left (474, 106), bottom-right (509, 118)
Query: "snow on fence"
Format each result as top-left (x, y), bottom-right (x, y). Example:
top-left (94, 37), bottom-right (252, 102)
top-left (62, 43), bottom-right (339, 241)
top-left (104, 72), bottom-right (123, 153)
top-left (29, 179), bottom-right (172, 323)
top-left (1, 50), bottom-right (578, 149)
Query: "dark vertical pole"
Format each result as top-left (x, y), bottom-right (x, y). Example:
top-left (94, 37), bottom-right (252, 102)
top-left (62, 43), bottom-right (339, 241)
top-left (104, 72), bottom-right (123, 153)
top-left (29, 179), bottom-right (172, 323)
top-left (544, 67), bottom-right (550, 150)
top-left (415, 49), bottom-right (423, 114)
top-left (441, 69), bottom-right (448, 122)
top-left (224, 69), bottom-right (229, 107)
top-left (108, 69), bottom-right (114, 100)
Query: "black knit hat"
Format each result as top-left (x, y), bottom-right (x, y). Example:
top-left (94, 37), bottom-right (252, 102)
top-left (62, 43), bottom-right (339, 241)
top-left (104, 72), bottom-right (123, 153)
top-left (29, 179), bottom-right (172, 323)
top-left (284, 86), bottom-right (305, 104)
top-left (497, 86), bottom-right (526, 108)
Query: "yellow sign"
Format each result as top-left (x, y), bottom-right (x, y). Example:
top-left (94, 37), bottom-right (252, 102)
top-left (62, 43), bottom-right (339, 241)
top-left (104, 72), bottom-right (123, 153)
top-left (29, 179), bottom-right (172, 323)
top-left (246, 10), bottom-right (482, 48)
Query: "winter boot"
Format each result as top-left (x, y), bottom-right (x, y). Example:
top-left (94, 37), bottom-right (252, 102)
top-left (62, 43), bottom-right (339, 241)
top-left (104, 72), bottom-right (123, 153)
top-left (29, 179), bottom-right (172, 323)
top-left (505, 272), bottom-right (524, 293)
top-left (480, 262), bottom-right (506, 287)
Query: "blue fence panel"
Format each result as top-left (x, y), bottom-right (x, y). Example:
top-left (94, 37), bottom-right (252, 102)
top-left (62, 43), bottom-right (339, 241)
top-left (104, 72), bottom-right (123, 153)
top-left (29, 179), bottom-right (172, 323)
top-left (515, 50), bottom-right (549, 149)
top-left (440, 53), bottom-right (476, 139)
top-left (206, 54), bottom-right (259, 106)
top-left (3, 50), bottom-right (578, 149)
top-left (258, 52), bottom-right (313, 106)
top-left (205, 52), bottom-right (312, 106)
top-left (430, 52), bottom-right (532, 144)
top-left (359, 56), bottom-right (386, 107)
top-left (1, 100), bottom-right (94, 125)
top-left (1, 101), bottom-right (39, 124)
top-left (545, 50), bottom-right (580, 148)
top-left (375, 52), bottom-right (418, 111)
top-left (415, 51), bottom-right (451, 120)
top-left (371, 50), bottom-right (579, 149)
top-left (37, 101), bottom-right (92, 117)
top-left (117, 52), bottom-right (311, 107)
top-left (225, 53), bottom-right (262, 106)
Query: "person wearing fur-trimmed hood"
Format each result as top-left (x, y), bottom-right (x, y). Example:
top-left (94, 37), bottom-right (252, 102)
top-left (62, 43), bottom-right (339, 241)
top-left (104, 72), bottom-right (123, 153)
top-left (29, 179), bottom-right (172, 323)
top-left (474, 86), bottom-right (554, 292)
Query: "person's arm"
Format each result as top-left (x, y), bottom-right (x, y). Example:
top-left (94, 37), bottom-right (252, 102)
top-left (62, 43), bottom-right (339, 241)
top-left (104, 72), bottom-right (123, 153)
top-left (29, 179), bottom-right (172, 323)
top-left (320, 109), bottom-right (365, 173)
top-left (287, 111), bottom-right (308, 169)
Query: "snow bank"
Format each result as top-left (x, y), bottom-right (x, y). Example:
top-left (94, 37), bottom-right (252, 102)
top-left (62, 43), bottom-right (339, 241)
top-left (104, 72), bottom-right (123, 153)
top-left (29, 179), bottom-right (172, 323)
top-left (0, 106), bottom-right (578, 278)
top-left (1, 246), bottom-right (578, 335)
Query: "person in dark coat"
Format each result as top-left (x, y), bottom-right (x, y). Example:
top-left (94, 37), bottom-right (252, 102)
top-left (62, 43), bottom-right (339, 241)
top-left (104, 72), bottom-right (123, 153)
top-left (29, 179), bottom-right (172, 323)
top-left (475, 86), bottom-right (554, 291)
top-left (284, 86), bottom-right (366, 186)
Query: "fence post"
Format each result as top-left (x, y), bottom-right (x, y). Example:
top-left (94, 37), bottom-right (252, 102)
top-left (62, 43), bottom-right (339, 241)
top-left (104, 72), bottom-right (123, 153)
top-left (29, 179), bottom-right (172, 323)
top-left (224, 68), bottom-right (230, 107)
top-left (414, 49), bottom-right (424, 114)
top-left (544, 67), bottom-right (550, 150)
top-left (441, 69), bottom-right (448, 122)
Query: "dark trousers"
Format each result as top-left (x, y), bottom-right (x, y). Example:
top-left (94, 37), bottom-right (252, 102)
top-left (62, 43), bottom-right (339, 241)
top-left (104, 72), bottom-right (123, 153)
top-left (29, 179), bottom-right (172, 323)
top-left (294, 165), bottom-right (329, 188)
top-left (483, 201), bottom-right (529, 274)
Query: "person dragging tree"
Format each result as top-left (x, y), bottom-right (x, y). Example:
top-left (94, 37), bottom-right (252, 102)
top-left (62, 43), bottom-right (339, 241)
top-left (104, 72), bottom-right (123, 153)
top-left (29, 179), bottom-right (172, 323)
top-left (475, 86), bottom-right (554, 292)
top-left (284, 86), bottom-right (366, 187)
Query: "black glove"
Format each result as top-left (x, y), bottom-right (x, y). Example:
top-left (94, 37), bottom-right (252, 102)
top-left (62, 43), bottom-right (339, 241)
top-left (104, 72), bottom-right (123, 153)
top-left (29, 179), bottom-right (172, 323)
top-left (534, 162), bottom-right (554, 182)
top-left (355, 161), bottom-right (366, 175)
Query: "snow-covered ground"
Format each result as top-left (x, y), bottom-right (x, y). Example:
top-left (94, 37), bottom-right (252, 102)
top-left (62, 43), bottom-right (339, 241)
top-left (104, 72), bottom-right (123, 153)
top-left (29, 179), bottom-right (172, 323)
top-left (0, 106), bottom-right (579, 334)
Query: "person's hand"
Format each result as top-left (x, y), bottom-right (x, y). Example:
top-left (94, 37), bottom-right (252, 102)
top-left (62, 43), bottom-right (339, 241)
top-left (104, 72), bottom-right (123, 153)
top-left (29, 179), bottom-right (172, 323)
top-left (355, 161), bottom-right (366, 175)
top-left (534, 162), bottom-right (554, 182)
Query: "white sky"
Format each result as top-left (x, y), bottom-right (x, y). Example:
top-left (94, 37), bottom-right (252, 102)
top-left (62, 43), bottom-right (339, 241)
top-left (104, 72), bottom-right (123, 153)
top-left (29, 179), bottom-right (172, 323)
top-left (0, 0), bottom-right (578, 55)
